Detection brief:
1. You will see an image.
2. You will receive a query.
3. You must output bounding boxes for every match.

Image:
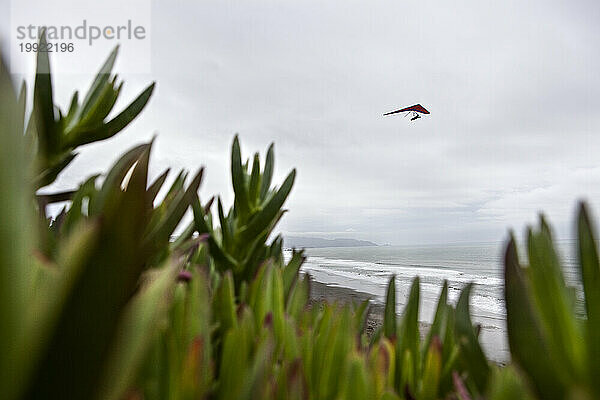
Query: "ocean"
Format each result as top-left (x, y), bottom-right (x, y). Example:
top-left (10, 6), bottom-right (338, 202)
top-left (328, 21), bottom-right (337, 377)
top-left (291, 241), bottom-right (583, 364)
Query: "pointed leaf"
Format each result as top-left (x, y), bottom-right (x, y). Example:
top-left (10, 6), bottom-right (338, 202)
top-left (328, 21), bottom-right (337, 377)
top-left (248, 153), bottom-right (261, 207)
top-left (231, 135), bottom-right (250, 219)
top-left (383, 276), bottom-right (397, 340)
top-left (504, 237), bottom-right (563, 399)
top-left (97, 261), bottom-right (178, 400)
top-left (147, 168), bottom-right (170, 204)
top-left (577, 203), bottom-right (600, 393)
top-left (238, 169), bottom-right (295, 243)
top-left (77, 46), bottom-right (119, 120)
top-left (33, 30), bottom-right (58, 156)
top-left (260, 143), bottom-right (274, 201)
top-left (455, 283), bottom-right (489, 394)
top-left (65, 82), bottom-right (155, 148)
top-left (0, 55), bottom-right (32, 400)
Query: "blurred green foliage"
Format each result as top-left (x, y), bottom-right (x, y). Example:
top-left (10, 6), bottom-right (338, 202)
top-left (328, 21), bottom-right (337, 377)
top-left (30, 32), bottom-right (154, 191)
top-left (1, 33), bottom-right (600, 400)
top-left (503, 204), bottom-right (600, 400)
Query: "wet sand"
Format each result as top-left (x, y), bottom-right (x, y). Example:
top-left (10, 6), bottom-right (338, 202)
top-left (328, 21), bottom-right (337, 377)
top-left (308, 276), bottom-right (429, 338)
top-left (308, 276), bottom-right (506, 365)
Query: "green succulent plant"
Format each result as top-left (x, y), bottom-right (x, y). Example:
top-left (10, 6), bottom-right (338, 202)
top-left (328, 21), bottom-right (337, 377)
top-left (503, 204), bottom-right (600, 400)
top-left (29, 31), bottom-right (154, 191)
top-left (7, 28), bottom-right (600, 400)
top-left (377, 276), bottom-right (490, 400)
top-left (191, 135), bottom-right (301, 288)
top-left (0, 34), bottom-right (187, 400)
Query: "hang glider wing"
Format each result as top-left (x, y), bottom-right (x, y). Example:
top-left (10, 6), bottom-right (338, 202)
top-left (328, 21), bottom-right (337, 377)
top-left (383, 104), bottom-right (430, 116)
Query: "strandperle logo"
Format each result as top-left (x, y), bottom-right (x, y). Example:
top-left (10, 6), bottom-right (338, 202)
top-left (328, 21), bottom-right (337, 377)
top-left (16, 20), bottom-right (147, 46)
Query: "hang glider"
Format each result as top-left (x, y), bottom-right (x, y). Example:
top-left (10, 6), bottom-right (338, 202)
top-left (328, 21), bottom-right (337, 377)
top-left (383, 104), bottom-right (430, 121)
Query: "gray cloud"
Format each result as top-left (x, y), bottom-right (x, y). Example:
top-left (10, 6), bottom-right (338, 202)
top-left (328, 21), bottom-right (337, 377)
top-left (2, 0), bottom-right (600, 244)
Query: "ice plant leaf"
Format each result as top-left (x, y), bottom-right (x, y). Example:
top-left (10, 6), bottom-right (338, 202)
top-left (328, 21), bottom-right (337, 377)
top-left (231, 135), bottom-right (250, 220)
top-left (147, 168), bottom-right (170, 204)
top-left (504, 236), bottom-right (564, 400)
top-left (578, 203), bottom-right (600, 394)
top-left (144, 168), bottom-right (203, 251)
top-left (527, 220), bottom-right (585, 382)
top-left (77, 45), bottom-right (119, 121)
top-left (383, 276), bottom-right (397, 340)
top-left (238, 168), bottom-right (295, 243)
top-left (97, 259), bottom-right (178, 400)
top-left (24, 145), bottom-right (152, 399)
top-left (282, 250), bottom-right (305, 298)
top-left (65, 82), bottom-right (155, 148)
top-left (424, 280), bottom-right (448, 354)
top-left (420, 337), bottom-right (442, 400)
top-left (259, 143), bottom-right (275, 201)
top-left (248, 153), bottom-right (261, 207)
top-left (396, 277), bottom-right (420, 392)
top-left (455, 283), bottom-right (489, 394)
top-left (33, 30), bottom-right (58, 157)
top-left (213, 271), bottom-right (238, 334)
top-left (0, 53), bottom-right (32, 400)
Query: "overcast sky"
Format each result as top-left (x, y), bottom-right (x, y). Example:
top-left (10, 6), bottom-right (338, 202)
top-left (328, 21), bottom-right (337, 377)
top-left (2, 0), bottom-right (600, 245)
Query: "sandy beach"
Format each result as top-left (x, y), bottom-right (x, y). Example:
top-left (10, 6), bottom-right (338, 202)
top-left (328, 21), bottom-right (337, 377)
top-left (309, 276), bottom-right (429, 338)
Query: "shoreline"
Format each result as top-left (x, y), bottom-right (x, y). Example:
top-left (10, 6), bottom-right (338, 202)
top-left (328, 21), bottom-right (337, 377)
top-left (308, 276), bottom-right (507, 365)
top-left (308, 276), bottom-right (430, 338)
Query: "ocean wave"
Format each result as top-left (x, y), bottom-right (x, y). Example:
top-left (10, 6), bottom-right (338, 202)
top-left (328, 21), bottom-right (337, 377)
top-left (296, 252), bottom-right (507, 322)
top-left (302, 256), bottom-right (503, 288)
